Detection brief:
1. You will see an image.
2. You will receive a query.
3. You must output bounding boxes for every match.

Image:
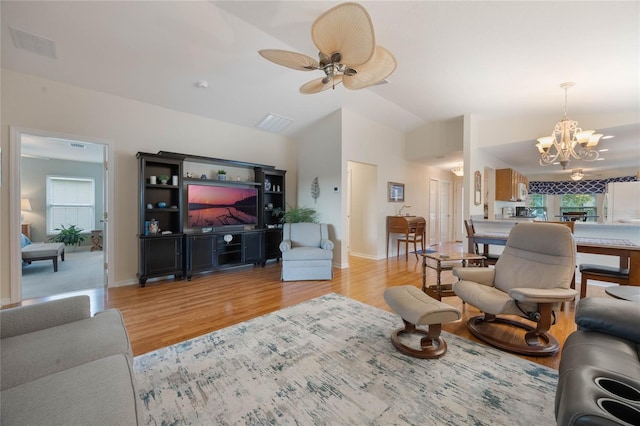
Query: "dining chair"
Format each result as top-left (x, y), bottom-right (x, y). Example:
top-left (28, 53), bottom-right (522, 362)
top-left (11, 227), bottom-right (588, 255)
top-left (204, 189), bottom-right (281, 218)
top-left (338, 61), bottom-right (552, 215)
top-left (464, 219), bottom-right (499, 266)
top-left (397, 220), bottom-right (425, 260)
top-left (579, 265), bottom-right (629, 298)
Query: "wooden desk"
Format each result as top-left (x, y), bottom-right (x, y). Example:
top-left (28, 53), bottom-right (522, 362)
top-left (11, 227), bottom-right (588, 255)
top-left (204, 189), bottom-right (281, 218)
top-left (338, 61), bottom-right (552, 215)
top-left (421, 252), bottom-right (485, 300)
top-left (467, 233), bottom-right (640, 284)
top-left (386, 216), bottom-right (426, 259)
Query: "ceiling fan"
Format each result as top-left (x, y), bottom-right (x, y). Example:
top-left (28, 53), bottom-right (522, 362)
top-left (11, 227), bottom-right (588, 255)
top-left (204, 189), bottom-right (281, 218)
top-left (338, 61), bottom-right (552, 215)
top-left (259, 2), bottom-right (396, 94)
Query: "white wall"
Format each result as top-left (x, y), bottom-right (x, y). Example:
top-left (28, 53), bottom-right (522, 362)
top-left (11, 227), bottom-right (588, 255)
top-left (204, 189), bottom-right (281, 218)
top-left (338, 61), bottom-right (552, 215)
top-left (295, 110), bottom-right (343, 266)
top-left (1, 70), bottom-right (297, 300)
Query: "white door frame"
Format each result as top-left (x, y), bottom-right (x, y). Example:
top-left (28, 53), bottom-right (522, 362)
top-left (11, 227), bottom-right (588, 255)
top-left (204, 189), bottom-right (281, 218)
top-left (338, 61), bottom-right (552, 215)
top-left (9, 126), bottom-right (115, 304)
top-left (439, 180), bottom-right (452, 243)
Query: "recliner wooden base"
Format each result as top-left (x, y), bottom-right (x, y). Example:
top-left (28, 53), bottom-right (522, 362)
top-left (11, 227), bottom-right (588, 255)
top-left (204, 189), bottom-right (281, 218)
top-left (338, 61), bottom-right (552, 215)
top-left (390, 321), bottom-right (448, 359)
top-left (466, 312), bottom-right (560, 357)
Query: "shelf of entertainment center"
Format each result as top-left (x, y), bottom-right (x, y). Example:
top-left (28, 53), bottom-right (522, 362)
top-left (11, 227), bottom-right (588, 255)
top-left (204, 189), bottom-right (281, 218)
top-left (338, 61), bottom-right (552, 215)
top-left (183, 178), bottom-right (261, 187)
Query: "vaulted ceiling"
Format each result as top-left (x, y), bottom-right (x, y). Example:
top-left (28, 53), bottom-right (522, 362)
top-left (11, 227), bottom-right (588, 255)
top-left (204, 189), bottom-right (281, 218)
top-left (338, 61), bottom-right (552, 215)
top-left (3, 1), bottom-right (638, 177)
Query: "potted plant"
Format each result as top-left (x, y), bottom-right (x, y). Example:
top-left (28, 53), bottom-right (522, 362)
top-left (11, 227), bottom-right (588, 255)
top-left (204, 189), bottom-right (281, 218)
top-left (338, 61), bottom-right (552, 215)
top-left (49, 224), bottom-right (86, 247)
top-left (273, 204), bottom-right (318, 223)
top-left (158, 175), bottom-right (170, 184)
top-left (217, 169), bottom-right (227, 180)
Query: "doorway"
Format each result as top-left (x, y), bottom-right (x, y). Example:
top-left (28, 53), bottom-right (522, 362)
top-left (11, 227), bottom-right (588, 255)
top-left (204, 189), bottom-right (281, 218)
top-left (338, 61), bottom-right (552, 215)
top-left (347, 161), bottom-right (378, 259)
top-left (10, 127), bottom-right (113, 303)
top-left (439, 181), bottom-right (452, 243)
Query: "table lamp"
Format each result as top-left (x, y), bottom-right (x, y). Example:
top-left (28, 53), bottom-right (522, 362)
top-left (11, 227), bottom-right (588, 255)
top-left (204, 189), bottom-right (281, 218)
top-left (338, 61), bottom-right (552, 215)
top-left (21, 198), bottom-right (32, 222)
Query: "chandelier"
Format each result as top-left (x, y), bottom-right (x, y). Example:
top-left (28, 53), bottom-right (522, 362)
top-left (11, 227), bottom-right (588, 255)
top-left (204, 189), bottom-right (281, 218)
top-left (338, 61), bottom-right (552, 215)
top-left (570, 169), bottom-right (584, 181)
top-left (536, 82), bottom-right (602, 169)
top-left (451, 165), bottom-right (464, 177)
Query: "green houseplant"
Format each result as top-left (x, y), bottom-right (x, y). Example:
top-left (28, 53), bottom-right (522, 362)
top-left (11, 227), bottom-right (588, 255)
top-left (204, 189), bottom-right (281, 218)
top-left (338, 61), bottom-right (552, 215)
top-left (217, 169), bottom-right (227, 180)
top-left (49, 224), bottom-right (86, 247)
top-left (273, 204), bottom-right (318, 223)
top-left (158, 175), bottom-right (170, 184)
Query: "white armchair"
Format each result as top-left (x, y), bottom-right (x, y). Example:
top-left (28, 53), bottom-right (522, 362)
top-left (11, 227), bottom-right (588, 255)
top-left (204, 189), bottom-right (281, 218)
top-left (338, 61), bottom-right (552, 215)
top-left (279, 223), bottom-right (334, 281)
top-left (453, 223), bottom-right (577, 356)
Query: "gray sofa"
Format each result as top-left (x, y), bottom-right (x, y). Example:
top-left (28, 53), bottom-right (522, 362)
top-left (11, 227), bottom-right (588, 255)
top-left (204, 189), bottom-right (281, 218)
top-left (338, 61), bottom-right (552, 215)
top-left (555, 297), bottom-right (640, 425)
top-left (0, 296), bottom-right (143, 425)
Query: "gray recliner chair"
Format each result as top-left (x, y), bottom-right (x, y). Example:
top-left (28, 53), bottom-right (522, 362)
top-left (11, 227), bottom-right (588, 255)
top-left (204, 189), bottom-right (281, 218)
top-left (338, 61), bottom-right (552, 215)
top-left (279, 223), bottom-right (334, 281)
top-left (453, 222), bottom-right (577, 356)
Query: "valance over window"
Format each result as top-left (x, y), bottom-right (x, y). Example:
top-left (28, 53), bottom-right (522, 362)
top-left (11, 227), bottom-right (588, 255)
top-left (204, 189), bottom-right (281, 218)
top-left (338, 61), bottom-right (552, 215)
top-left (529, 176), bottom-right (636, 195)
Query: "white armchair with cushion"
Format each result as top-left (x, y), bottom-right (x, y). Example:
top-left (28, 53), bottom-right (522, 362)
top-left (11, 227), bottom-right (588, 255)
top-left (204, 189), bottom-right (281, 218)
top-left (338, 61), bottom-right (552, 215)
top-left (453, 223), bottom-right (577, 356)
top-left (279, 223), bottom-right (334, 281)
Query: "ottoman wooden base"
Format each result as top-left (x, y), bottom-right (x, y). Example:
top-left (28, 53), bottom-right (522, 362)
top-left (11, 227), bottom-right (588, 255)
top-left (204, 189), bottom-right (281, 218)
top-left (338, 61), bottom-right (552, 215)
top-left (384, 285), bottom-right (461, 359)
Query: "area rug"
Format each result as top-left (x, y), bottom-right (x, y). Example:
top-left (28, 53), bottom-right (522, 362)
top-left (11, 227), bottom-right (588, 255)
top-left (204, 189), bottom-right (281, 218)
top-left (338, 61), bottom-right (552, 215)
top-left (134, 293), bottom-right (558, 425)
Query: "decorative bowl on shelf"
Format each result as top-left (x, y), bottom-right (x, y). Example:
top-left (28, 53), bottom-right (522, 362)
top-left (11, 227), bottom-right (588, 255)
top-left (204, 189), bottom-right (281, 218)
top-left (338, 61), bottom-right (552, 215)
top-left (157, 202), bottom-right (167, 208)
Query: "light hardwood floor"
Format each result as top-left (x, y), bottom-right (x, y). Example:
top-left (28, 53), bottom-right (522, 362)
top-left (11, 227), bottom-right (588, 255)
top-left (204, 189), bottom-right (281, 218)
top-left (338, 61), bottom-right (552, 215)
top-left (17, 242), bottom-right (609, 370)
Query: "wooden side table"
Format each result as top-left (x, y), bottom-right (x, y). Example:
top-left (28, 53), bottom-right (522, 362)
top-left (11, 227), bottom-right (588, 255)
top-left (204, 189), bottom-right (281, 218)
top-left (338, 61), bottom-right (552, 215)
top-left (421, 252), bottom-right (485, 300)
top-left (90, 230), bottom-right (103, 251)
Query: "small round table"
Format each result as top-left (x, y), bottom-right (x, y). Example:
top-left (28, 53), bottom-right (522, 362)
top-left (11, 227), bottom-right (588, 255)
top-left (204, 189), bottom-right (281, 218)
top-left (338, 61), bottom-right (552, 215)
top-left (605, 286), bottom-right (640, 302)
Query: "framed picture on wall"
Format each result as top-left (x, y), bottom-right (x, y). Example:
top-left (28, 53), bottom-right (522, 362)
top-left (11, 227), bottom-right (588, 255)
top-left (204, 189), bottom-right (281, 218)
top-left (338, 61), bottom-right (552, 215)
top-left (388, 182), bottom-right (405, 202)
top-left (474, 171), bottom-right (482, 205)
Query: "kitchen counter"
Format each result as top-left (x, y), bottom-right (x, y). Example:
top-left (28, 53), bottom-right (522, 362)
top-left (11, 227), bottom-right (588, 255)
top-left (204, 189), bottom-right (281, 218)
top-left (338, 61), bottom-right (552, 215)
top-left (470, 217), bottom-right (640, 268)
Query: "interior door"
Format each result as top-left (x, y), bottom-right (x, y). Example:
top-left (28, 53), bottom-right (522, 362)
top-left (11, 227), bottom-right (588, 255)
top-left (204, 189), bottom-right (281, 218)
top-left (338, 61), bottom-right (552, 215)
top-left (429, 178), bottom-right (438, 245)
top-left (440, 181), bottom-right (451, 243)
top-left (101, 144), bottom-right (109, 288)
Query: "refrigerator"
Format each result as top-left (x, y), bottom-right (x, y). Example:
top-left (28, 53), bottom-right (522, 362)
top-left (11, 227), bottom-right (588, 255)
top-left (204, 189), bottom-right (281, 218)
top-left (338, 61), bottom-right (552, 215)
top-left (605, 181), bottom-right (640, 223)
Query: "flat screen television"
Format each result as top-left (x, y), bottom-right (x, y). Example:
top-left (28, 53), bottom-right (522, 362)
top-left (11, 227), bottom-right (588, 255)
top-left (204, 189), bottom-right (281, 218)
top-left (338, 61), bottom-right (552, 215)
top-left (187, 183), bottom-right (258, 228)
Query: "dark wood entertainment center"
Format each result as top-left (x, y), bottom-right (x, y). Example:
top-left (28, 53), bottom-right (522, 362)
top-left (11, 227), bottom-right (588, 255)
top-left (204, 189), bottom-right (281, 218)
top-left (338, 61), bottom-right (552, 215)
top-left (136, 151), bottom-right (286, 286)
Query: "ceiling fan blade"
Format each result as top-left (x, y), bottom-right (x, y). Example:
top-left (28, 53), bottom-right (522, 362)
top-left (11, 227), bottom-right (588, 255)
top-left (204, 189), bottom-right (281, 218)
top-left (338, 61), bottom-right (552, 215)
top-left (259, 49), bottom-right (319, 71)
top-left (311, 2), bottom-right (375, 68)
top-left (342, 46), bottom-right (396, 90)
top-left (300, 75), bottom-right (343, 95)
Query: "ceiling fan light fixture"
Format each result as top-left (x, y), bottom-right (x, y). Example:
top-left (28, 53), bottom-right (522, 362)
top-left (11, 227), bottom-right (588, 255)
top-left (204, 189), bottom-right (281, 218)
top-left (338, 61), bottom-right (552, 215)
top-left (259, 2), bottom-right (395, 95)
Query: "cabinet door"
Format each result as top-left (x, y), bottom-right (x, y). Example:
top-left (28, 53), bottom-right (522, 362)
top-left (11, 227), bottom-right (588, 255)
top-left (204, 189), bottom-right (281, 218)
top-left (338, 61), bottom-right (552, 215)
top-left (264, 229), bottom-right (283, 260)
top-left (186, 234), bottom-right (216, 275)
top-left (243, 231), bottom-right (264, 264)
top-left (139, 235), bottom-right (183, 280)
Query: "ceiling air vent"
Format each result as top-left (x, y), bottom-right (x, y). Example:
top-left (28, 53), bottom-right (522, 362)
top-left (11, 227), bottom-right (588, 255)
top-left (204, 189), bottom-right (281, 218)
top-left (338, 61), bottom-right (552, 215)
top-left (69, 143), bottom-right (87, 149)
top-left (10, 27), bottom-right (57, 59)
top-left (255, 113), bottom-right (294, 133)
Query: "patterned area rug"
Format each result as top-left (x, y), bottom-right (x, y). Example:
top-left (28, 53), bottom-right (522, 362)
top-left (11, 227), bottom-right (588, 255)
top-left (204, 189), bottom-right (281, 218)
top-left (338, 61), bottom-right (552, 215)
top-left (134, 293), bottom-right (558, 425)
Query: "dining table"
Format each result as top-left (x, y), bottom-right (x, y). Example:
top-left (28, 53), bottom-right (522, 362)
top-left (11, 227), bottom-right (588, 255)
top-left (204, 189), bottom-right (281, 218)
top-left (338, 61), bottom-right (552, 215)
top-left (467, 232), bottom-right (640, 285)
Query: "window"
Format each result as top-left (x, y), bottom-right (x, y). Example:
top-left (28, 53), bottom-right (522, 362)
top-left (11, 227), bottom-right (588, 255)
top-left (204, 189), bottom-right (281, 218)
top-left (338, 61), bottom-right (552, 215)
top-left (527, 194), bottom-right (548, 220)
top-left (559, 193), bottom-right (597, 220)
top-left (46, 176), bottom-right (95, 234)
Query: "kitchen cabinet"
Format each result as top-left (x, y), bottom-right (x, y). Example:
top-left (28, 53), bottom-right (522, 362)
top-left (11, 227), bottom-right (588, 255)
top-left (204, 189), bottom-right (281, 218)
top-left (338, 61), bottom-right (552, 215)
top-left (496, 168), bottom-right (529, 201)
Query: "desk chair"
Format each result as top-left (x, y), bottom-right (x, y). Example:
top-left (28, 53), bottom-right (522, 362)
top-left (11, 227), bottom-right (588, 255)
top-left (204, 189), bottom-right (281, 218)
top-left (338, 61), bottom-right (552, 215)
top-left (464, 219), bottom-right (499, 266)
top-left (397, 221), bottom-right (425, 260)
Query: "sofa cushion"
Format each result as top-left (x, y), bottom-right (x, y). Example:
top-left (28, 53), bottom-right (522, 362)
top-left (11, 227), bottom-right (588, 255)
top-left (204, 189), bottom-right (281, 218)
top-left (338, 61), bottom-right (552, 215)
top-left (281, 246), bottom-right (333, 261)
top-left (0, 295), bottom-right (90, 339)
top-left (0, 354), bottom-right (141, 425)
top-left (1, 309), bottom-right (132, 390)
